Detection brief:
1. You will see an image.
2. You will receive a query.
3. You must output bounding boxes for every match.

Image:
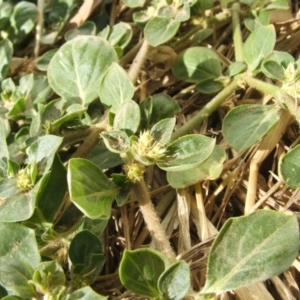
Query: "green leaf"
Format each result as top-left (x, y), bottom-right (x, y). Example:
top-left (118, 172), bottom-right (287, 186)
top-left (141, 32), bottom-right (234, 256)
top-left (227, 62), bottom-right (247, 77)
top-left (99, 62), bottom-right (135, 113)
top-left (0, 222), bottom-right (40, 268)
top-left (113, 100), bottom-right (140, 135)
top-left (65, 21), bottom-right (97, 41)
top-left (101, 130), bottom-right (130, 153)
top-left (0, 258), bottom-right (36, 298)
top-left (167, 145), bottom-right (226, 188)
top-left (261, 51), bottom-right (294, 81)
top-left (32, 261), bottom-right (65, 295)
top-left (68, 158), bottom-right (119, 219)
top-left (48, 36), bottom-right (118, 106)
top-left (67, 286), bottom-right (107, 300)
top-left (0, 118), bottom-right (9, 160)
top-left (201, 210), bottom-right (299, 295)
top-left (0, 178), bottom-right (35, 222)
top-left (158, 261), bottom-right (190, 300)
top-left (36, 49), bottom-right (58, 71)
top-left (108, 22), bottom-right (132, 49)
top-left (158, 134), bottom-right (215, 171)
top-left (7, 1), bottom-right (38, 44)
top-left (145, 17), bottom-right (181, 47)
top-left (243, 25), bottom-right (276, 71)
top-left (266, 0), bottom-right (289, 10)
top-left (150, 117), bottom-right (176, 145)
top-left (196, 78), bottom-right (223, 94)
top-left (172, 47), bottom-right (222, 83)
top-left (119, 249), bottom-right (168, 298)
top-left (192, 28), bottom-right (213, 44)
top-left (69, 230), bottom-right (105, 284)
top-left (222, 104), bottom-right (280, 152)
top-left (150, 93), bottom-right (180, 124)
top-left (26, 135), bottom-right (63, 175)
top-left (82, 218), bottom-right (108, 237)
top-left (35, 155), bottom-right (67, 222)
top-left (280, 145), bottom-right (300, 188)
top-left (0, 39), bottom-right (12, 81)
top-left (122, 0), bottom-right (146, 8)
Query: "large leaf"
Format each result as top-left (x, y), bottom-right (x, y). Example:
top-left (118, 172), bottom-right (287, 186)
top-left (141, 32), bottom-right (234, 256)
top-left (201, 210), bottom-right (299, 295)
top-left (48, 36), bottom-right (118, 106)
top-left (0, 222), bottom-right (40, 268)
top-left (243, 25), bottom-right (276, 71)
top-left (157, 134), bottom-right (215, 171)
top-left (280, 144), bottom-right (300, 188)
top-left (119, 249), bottom-right (168, 298)
top-left (222, 104), bottom-right (280, 152)
top-left (99, 62), bottom-right (134, 113)
top-left (172, 47), bottom-right (222, 83)
top-left (0, 39), bottom-right (12, 81)
top-left (167, 145), bottom-right (226, 188)
top-left (144, 17), bottom-right (181, 47)
top-left (68, 158), bottom-right (119, 219)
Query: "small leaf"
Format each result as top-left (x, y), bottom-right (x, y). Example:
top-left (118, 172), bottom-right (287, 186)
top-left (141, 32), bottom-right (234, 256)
top-left (201, 210), bottom-right (299, 295)
top-left (243, 25), bottom-right (276, 71)
top-left (113, 100), bottom-right (140, 135)
top-left (48, 36), bottom-right (118, 106)
top-left (122, 0), bottom-right (146, 8)
top-left (65, 21), bottom-right (96, 41)
top-left (172, 47), bottom-right (222, 83)
top-left (108, 22), bottom-right (132, 49)
top-left (167, 145), bottom-right (226, 188)
top-left (0, 222), bottom-right (40, 268)
top-left (99, 62), bottom-right (135, 113)
top-left (158, 134), bottom-right (215, 171)
top-left (196, 78), bottom-right (223, 94)
top-left (227, 62), bottom-right (247, 77)
top-left (68, 286), bottom-right (107, 300)
top-left (0, 39), bottom-right (12, 81)
top-left (119, 249), bottom-right (168, 298)
top-left (36, 49), bottom-right (58, 71)
top-left (150, 117), bottom-right (176, 145)
top-left (145, 17), bottom-right (181, 47)
top-left (68, 158), bottom-right (119, 219)
top-left (158, 261), bottom-right (190, 300)
top-left (280, 145), bottom-right (300, 188)
top-left (101, 130), bottom-right (130, 153)
top-left (222, 104), bottom-right (280, 152)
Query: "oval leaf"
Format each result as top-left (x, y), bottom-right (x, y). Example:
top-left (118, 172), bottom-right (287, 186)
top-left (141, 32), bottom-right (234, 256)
top-left (172, 47), bottom-right (222, 83)
top-left (0, 39), bottom-right (12, 81)
top-left (99, 63), bottom-right (135, 113)
top-left (48, 36), bottom-right (118, 106)
top-left (201, 210), bottom-right (299, 295)
top-left (119, 249), bottom-right (168, 298)
top-left (280, 144), bottom-right (300, 188)
top-left (243, 25), bottom-right (276, 71)
top-left (222, 104), bottom-right (280, 152)
top-left (150, 117), bottom-right (176, 145)
top-left (68, 158), bottom-right (119, 219)
top-left (158, 134), bottom-right (215, 171)
top-left (145, 17), bottom-right (180, 47)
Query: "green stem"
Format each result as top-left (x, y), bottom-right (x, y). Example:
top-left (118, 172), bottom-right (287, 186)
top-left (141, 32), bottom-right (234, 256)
top-left (134, 178), bottom-right (177, 263)
top-left (232, 2), bottom-right (243, 62)
top-left (171, 78), bottom-right (239, 141)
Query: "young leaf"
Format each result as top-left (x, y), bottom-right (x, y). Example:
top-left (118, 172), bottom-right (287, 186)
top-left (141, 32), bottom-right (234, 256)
top-left (108, 22), bottom-right (133, 49)
top-left (101, 130), bottom-right (130, 153)
top-left (144, 17), bottom-right (181, 47)
top-left (99, 62), bottom-right (135, 113)
top-left (201, 210), bottom-right (299, 295)
top-left (243, 25), bottom-right (276, 71)
top-left (68, 158), bottom-right (119, 219)
top-left (222, 104), bottom-right (280, 152)
top-left (0, 39), bottom-right (12, 81)
top-left (172, 47), bottom-right (222, 83)
top-left (113, 100), bottom-right (140, 135)
top-left (65, 21), bottom-right (97, 41)
top-left (158, 261), bottom-right (190, 300)
top-left (150, 117), bottom-right (176, 145)
top-left (167, 145), bottom-right (226, 188)
top-left (36, 49), bottom-right (58, 71)
top-left (48, 36), bottom-right (118, 106)
top-left (122, 0), bottom-right (146, 8)
top-left (67, 286), bottom-right (107, 300)
top-left (157, 134), bottom-right (215, 171)
top-left (280, 144), bottom-right (300, 189)
top-left (119, 249), bottom-right (168, 298)
top-left (0, 222), bottom-right (40, 268)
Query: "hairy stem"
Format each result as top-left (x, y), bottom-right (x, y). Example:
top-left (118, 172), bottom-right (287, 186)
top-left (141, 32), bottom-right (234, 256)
top-left (232, 2), bottom-right (243, 62)
top-left (134, 178), bottom-right (177, 263)
top-left (171, 78), bottom-right (239, 141)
